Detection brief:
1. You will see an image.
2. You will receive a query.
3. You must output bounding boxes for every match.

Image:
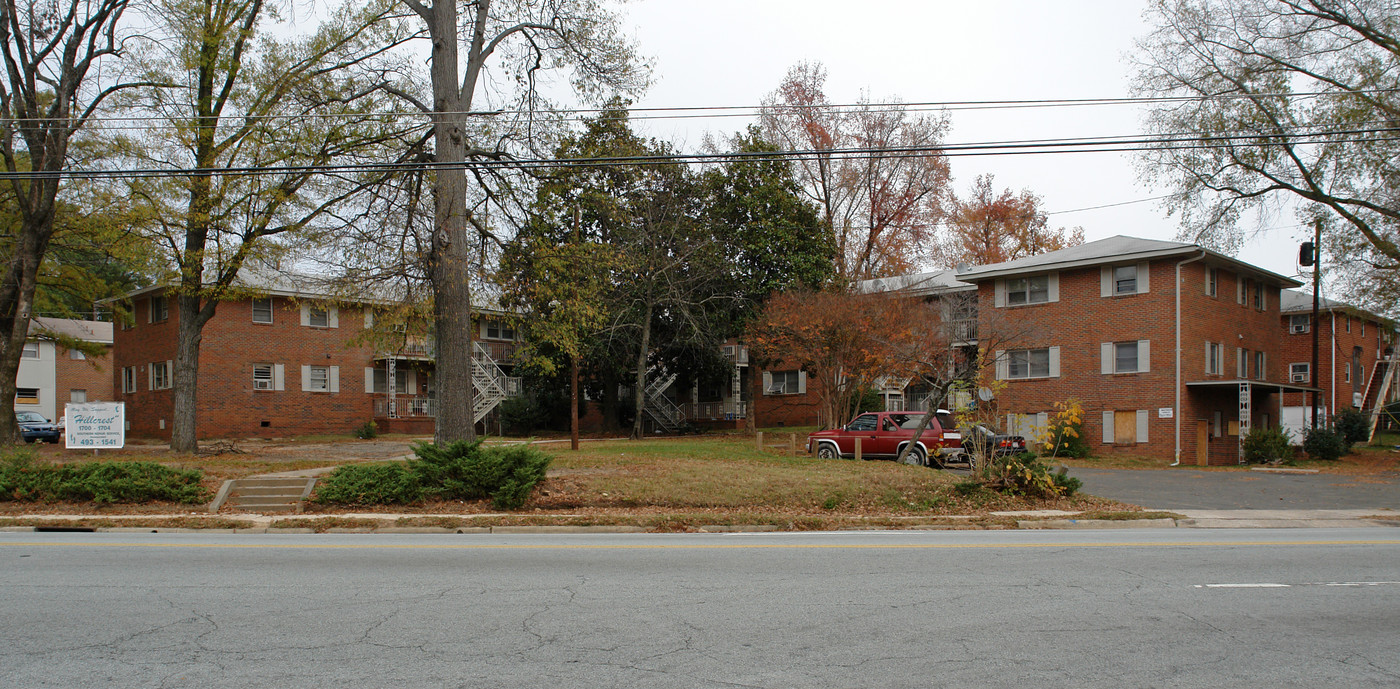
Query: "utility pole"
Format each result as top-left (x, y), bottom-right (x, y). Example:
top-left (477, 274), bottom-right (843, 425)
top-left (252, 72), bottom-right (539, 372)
top-left (571, 206), bottom-right (581, 452)
top-left (1310, 218), bottom-right (1322, 431)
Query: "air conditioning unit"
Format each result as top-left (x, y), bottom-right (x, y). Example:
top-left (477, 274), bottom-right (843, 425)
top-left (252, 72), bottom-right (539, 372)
top-left (1290, 323), bottom-right (1309, 334)
top-left (254, 379), bottom-right (273, 390)
top-left (1291, 372), bottom-right (1309, 383)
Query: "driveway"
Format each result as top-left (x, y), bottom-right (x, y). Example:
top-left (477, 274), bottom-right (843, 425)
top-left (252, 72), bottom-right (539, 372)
top-left (1069, 467), bottom-right (1400, 510)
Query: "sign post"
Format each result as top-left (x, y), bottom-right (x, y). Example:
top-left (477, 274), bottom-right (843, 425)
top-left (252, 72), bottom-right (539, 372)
top-left (63, 402), bottom-right (125, 450)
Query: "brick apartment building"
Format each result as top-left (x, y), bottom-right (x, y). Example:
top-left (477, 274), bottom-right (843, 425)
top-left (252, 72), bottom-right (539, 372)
top-left (16, 317), bottom-right (115, 422)
top-left (1277, 290), bottom-right (1397, 435)
top-left (112, 274), bottom-right (522, 441)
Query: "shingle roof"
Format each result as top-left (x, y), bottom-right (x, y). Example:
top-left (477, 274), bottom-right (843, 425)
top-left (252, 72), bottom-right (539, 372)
top-left (953, 234), bottom-right (1303, 287)
top-left (29, 317), bottom-right (113, 344)
top-left (1278, 290), bottom-right (1395, 329)
top-left (854, 269), bottom-right (974, 296)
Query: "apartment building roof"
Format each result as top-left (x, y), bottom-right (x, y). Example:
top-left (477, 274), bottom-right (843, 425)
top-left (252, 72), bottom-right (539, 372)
top-left (28, 317), bottom-right (113, 344)
top-left (1279, 290), bottom-right (1397, 328)
top-left (855, 269), bottom-right (975, 296)
top-left (953, 235), bottom-right (1304, 287)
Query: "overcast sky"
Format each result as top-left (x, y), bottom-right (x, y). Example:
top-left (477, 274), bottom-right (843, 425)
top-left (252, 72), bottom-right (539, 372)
top-left (615, 0), bottom-right (1309, 281)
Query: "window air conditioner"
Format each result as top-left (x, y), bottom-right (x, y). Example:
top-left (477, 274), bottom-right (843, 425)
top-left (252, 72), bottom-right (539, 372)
top-left (1290, 323), bottom-right (1308, 334)
top-left (254, 379), bottom-right (273, 390)
top-left (1291, 372), bottom-right (1308, 383)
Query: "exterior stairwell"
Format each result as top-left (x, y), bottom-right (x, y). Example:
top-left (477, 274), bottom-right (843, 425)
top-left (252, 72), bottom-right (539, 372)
top-left (1362, 356), bottom-right (1398, 441)
top-left (472, 342), bottom-right (510, 423)
top-left (642, 370), bottom-right (685, 433)
top-left (213, 477), bottom-right (316, 514)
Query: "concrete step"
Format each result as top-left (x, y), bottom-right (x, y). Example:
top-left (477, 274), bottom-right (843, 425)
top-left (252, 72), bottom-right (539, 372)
top-left (233, 478), bottom-right (313, 489)
top-left (215, 477), bottom-right (316, 514)
top-left (230, 485), bottom-right (309, 498)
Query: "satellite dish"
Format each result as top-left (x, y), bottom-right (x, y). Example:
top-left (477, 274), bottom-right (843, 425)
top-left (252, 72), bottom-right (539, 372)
top-left (977, 386), bottom-right (994, 402)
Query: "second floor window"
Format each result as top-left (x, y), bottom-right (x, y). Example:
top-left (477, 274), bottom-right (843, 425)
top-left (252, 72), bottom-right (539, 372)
top-left (1007, 275), bottom-right (1050, 305)
top-left (1007, 348), bottom-right (1051, 379)
top-left (252, 298), bottom-right (273, 324)
top-left (1289, 315), bottom-right (1310, 334)
top-left (1255, 351), bottom-right (1266, 381)
top-left (123, 367), bottom-right (137, 394)
top-left (1206, 342), bottom-right (1222, 375)
top-left (1290, 362), bottom-right (1310, 383)
top-left (151, 361), bottom-right (171, 390)
top-left (21, 342), bottom-right (39, 358)
top-left (150, 295), bottom-right (169, 322)
top-left (1114, 341), bottom-right (1141, 373)
top-left (1114, 265), bottom-right (1137, 295)
top-left (485, 319), bottom-right (515, 340)
top-left (308, 306), bottom-right (329, 328)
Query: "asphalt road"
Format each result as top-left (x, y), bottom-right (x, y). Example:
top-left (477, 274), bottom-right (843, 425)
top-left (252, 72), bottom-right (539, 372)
top-left (1069, 467), bottom-right (1400, 510)
top-left (3, 530), bottom-right (1399, 688)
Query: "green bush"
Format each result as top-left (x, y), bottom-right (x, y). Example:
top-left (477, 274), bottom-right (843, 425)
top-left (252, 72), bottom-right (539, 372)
top-left (498, 396), bottom-right (549, 436)
top-left (1302, 427), bottom-right (1349, 461)
top-left (314, 463), bottom-right (423, 506)
top-left (0, 451), bottom-right (208, 505)
top-left (1241, 426), bottom-right (1295, 464)
top-left (1042, 419), bottom-right (1091, 458)
top-left (410, 440), bottom-right (552, 509)
top-left (353, 420), bottom-right (379, 439)
top-left (1332, 408), bottom-right (1370, 446)
top-left (982, 452), bottom-right (1078, 498)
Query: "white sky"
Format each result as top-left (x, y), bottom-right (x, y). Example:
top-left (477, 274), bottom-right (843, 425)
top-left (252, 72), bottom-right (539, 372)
top-left (616, 0), bottom-right (1310, 281)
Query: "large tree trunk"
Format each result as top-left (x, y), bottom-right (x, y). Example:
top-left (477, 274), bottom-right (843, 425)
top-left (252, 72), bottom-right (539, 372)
top-left (426, 0), bottom-right (476, 446)
top-left (630, 300), bottom-right (654, 439)
top-left (0, 218), bottom-right (52, 443)
top-left (170, 294), bottom-right (214, 453)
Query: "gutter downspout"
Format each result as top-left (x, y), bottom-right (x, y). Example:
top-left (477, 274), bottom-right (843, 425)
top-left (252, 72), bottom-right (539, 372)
top-left (1331, 311), bottom-right (1337, 421)
top-left (1174, 251), bottom-right (1208, 466)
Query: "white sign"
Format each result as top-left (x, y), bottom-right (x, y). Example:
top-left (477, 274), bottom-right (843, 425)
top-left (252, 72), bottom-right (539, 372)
top-left (1158, 407), bottom-right (1174, 419)
top-left (64, 402), bottom-right (125, 449)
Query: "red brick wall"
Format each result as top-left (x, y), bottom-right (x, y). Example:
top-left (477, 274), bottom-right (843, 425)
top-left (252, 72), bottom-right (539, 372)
top-left (981, 260), bottom-right (1288, 464)
top-left (54, 345), bottom-right (114, 406)
top-left (1278, 309), bottom-right (1393, 413)
top-left (751, 366), bottom-right (823, 428)
top-left (114, 294), bottom-right (379, 440)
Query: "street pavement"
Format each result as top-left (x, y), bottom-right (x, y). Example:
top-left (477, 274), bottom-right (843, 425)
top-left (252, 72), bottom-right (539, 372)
top-left (2, 529), bottom-right (1398, 688)
top-left (1070, 466), bottom-right (1400, 511)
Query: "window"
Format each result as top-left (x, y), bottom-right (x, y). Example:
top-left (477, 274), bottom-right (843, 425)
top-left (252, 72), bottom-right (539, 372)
top-left (1114, 342), bottom-right (1140, 373)
top-left (308, 306), bottom-right (329, 328)
top-left (308, 365), bottom-right (330, 392)
top-left (1361, 320), bottom-right (1366, 336)
top-left (21, 342), bottom-right (39, 358)
top-left (1205, 267), bottom-right (1217, 297)
top-left (485, 319), bottom-right (516, 340)
top-left (149, 295), bottom-right (169, 322)
top-left (69, 349), bottom-right (85, 360)
top-left (1006, 348), bottom-right (1051, 379)
top-left (1345, 317), bottom-right (1351, 333)
top-left (151, 361), bottom-right (171, 390)
top-left (252, 298), bottom-right (273, 324)
top-left (70, 389), bottom-right (86, 403)
top-left (1113, 265), bottom-right (1138, 295)
top-left (1237, 348), bottom-right (1250, 379)
top-left (1289, 315), bottom-right (1310, 334)
top-left (371, 368), bottom-right (411, 394)
top-left (1255, 351), bottom-right (1266, 381)
top-left (1007, 275), bottom-right (1050, 305)
top-left (1290, 363), bottom-right (1311, 383)
top-left (1344, 364), bottom-right (1351, 383)
top-left (122, 366), bottom-right (137, 394)
top-left (253, 363), bottom-right (274, 390)
top-left (1206, 342), bottom-right (1222, 375)
top-left (1253, 282), bottom-right (1265, 309)
top-left (15, 388), bottom-right (38, 405)
top-left (766, 370), bottom-right (802, 395)
top-left (846, 414), bottom-right (877, 432)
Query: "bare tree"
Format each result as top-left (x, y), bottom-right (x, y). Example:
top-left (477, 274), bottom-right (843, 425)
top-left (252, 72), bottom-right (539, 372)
top-left (0, 0), bottom-right (142, 443)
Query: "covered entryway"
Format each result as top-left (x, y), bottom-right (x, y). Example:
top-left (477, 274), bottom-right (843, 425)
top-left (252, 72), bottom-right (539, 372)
top-left (1184, 380), bottom-right (1320, 465)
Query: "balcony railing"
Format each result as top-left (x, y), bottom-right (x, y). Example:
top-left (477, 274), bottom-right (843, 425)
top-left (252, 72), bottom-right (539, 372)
top-left (681, 401), bottom-right (748, 421)
top-left (372, 378), bottom-right (523, 419)
top-left (949, 320), bottom-right (978, 343)
top-left (376, 338), bottom-right (520, 363)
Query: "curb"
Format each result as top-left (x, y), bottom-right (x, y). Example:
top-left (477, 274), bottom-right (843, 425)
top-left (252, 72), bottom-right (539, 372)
top-left (1018, 518), bottom-right (1178, 530)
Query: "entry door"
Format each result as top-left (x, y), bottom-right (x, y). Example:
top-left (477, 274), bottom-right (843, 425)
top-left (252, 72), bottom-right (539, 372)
top-left (1196, 420), bottom-right (1209, 466)
top-left (1114, 411), bottom-right (1137, 445)
top-left (1354, 347), bottom-right (1364, 397)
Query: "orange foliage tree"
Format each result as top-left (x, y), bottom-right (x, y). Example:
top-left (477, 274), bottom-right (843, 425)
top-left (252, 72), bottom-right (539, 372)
top-left (760, 62), bottom-right (950, 284)
top-left (747, 289), bottom-right (919, 429)
top-left (940, 174), bottom-right (1084, 267)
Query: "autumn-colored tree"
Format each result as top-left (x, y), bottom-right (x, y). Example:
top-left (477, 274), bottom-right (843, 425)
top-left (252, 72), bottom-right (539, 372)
top-left (940, 174), bottom-right (1085, 267)
top-left (760, 62), bottom-right (950, 284)
top-left (747, 290), bottom-right (918, 429)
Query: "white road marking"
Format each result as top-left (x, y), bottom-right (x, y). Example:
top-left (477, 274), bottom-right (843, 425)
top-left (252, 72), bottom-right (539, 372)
top-left (1197, 581), bottom-right (1400, 589)
top-left (1198, 583), bottom-right (1291, 588)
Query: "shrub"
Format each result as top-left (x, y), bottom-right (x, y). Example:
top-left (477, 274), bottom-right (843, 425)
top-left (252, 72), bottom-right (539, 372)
top-left (982, 452), bottom-right (1078, 498)
top-left (409, 440), bottom-right (552, 509)
top-left (314, 463), bottom-right (423, 506)
top-left (353, 420), bottom-right (378, 440)
top-left (1038, 399), bottom-right (1090, 459)
top-left (498, 396), bottom-right (549, 436)
top-left (1302, 427), bottom-right (1349, 461)
top-left (0, 451), bottom-right (208, 505)
top-left (1241, 426), bottom-right (1294, 464)
top-left (1332, 408), bottom-right (1370, 446)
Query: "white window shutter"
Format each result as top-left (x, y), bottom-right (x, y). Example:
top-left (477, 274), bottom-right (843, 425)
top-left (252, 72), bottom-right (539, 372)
top-left (1101, 342), bottom-right (1114, 374)
top-left (762, 371), bottom-right (772, 395)
top-left (1261, 288), bottom-right (1268, 310)
top-left (166, 361), bottom-right (173, 385)
top-left (364, 367), bottom-right (374, 393)
top-left (1138, 340), bottom-right (1150, 372)
top-left (273, 364), bottom-right (285, 391)
top-left (1006, 414), bottom-right (1014, 435)
top-left (1101, 266), bottom-right (1112, 297)
top-left (147, 365), bottom-right (154, 391)
top-left (1102, 410), bottom-right (1115, 444)
top-left (329, 366), bottom-right (340, 393)
top-left (301, 365), bottom-right (311, 392)
top-left (328, 307), bottom-right (339, 328)
top-left (300, 303), bottom-right (311, 326)
top-left (797, 371), bottom-right (807, 394)
top-left (1048, 273), bottom-right (1059, 302)
top-left (1205, 342), bottom-right (1212, 374)
top-left (1137, 262), bottom-right (1150, 293)
top-left (1048, 346), bottom-right (1061, 378)
top-left (363, 309), bottom-right (373, 328)
top-left (1136, 409), bottom-right (1149, 443)
top-left (1237, 276), bottom-right (1245, 304)
top-left (994, 350), bottom-right (1007, 380)
top-left (1036, 412), bottom-right (1048, 435)
top-left (994, 280), bottom-right (1006, 307)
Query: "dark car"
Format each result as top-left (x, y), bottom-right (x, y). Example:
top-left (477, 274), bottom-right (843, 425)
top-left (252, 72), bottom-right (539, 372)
top-left (16, 411), bottom-right (60, 444)
top-left (961, 423), bottom-right (1027, 463)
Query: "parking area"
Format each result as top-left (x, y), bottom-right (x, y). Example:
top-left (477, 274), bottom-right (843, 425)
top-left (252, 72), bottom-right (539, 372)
top-left (1069, 467), bottom-right (1400, 511)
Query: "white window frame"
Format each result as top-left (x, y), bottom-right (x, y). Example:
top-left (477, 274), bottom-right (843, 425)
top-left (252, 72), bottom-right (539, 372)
top-left (997, 347), bottom-right (1060, 380)
top-left (1289, 315), bottom-right (1310, 334)
top-left (308, 365), bottom-right (330, 392)
top-left (150, 361), bottom-right (172, 390)
top-left (122, 366), bottom-right (137, 394)
top-left (252, 298), bottom-right (274, 324)
top-left (1113, 264), bottom-right (1138, 295)
top-left (1205, 342), bottom-right (1222, 375)
top-left (149, 295), bottom-right (169, 322)
top-left (254, 363), bottom-right (275, 390)
top-left (765, 370), bottom-right (802, 395)
top-left (1007, 275), bottom-right (1051, 306)
top-left (1255, 351), bottom-right (1266, 381)
top-left (484, 319), bottom-right (516, 340)
top-left (308, 306), bottom-right (329, 328)
top-left (1290, 362), bottom-right (1311, 384)
top-left (1237, 348), bottom-right (1249, 379)
top-left (21, 342), bottom-right (39, 358)
top-left (1114, 341), bottom-right (1140, 373)
top-left (1205, 267), bottom-right (1217, 297)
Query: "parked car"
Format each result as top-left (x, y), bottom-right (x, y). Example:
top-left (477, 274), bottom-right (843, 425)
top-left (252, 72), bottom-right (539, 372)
top-left (807, 410), bottom-right (963, 467)
top-left (16, 411), bottom-right (60, 443)
top-left (961, 424), bottom-right (1028, 464)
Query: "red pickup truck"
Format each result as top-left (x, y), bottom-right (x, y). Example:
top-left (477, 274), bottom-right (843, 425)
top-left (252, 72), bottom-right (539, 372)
top-left (806, 410), bottom-right (964, 467)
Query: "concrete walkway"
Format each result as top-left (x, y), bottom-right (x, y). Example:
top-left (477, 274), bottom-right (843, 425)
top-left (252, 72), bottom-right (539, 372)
top-left (1069, 466), bottom-right (1400, 510)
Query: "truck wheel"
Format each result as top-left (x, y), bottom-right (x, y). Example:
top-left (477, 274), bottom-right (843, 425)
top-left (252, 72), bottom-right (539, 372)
top-left (900, 446), bottom-right (927, 466)
top-left (816, 444), bottom-right (840, 460)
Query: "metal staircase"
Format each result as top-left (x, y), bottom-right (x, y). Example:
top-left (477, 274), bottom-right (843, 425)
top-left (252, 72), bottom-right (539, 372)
top-left (472, 342), bottom-right (511, 423)
top-left (1362, 356), bottom-right (1397, 441)
top-left (642, 369), bottom-right (685, 433)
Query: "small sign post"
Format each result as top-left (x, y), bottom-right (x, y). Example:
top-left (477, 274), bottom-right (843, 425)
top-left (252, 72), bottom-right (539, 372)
top-left (64, 402), bottom-right (125, 451)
